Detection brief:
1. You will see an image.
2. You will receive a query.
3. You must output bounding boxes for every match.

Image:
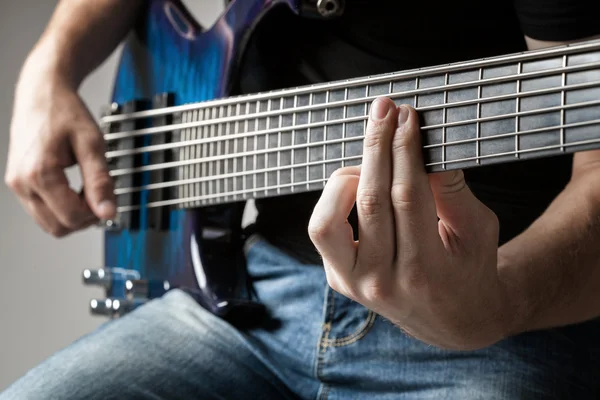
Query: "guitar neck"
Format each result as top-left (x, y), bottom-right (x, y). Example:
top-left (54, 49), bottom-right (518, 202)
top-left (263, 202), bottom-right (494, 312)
top-left (104, 39), bottom-right (600, 212)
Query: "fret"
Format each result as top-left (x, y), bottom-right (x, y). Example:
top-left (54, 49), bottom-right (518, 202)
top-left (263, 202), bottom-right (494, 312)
top-left (191, 108), bottom-right (199, 202)
top-left (291, 95), bottom-right (297, 192)
top-left (560, 55), bottom-right (567, 152)
top-left (254, 100), bottom-right (260, 198)
top-left (178, 110), bottom-right (187, 207)
top-left (218, 105), bottom-right (226, 196)
top-left (322, 90), bottom-right (330, 183)
top-left (184, 110), bottom-right (191, 207)
top-left (476, 68), bottom-right (482, 164)
top-left (277, 97), bottom-right (283, 194)
top-left (342, 88), bottom-right (348, 168)
top-left (515, 62), bottom-right (522, 159)
top-left (200, 108), bottom-right (207, 203)
top-left (442, 73), bottom-right (449, 170)
top-left (414, 77), bottom-right (419, 108)
top-left (306, 93), bottom-right (313, 191)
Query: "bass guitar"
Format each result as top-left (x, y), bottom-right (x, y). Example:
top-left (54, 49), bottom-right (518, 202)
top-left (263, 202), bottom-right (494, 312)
top-left (82, 0), bottom-right (600, 325)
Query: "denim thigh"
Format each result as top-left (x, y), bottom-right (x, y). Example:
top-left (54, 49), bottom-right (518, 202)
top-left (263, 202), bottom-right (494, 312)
top-left (243, 236), bottom-right (600, 400)
top-left (0, 288), bottom-right (298, 400)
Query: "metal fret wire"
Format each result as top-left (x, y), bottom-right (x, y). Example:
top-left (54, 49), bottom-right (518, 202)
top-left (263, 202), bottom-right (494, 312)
top-left (442, 74), bottom-right (448, 169)
top-left (102, 60), bottom-right (600, 142)
top-left (476, 68), bottom-right (482, 164)
top-left (105, 79), bottom-right (600, 160)
top-left (515, 62), bottom-right (522, 159)
top-left (116, 135), bottom-right (600, 212)
top-left (307, 93), bottom-right (313, 191)
top-left (101, 39), bottom-right (600, 124)
top-left (323, 91), bottom-right (329, 181)
top-left (113, 117), bottom-right (600, 196)
top-left (561, 55), bottom-right (567, 152)
top-left (108, 98), bottom-right (600, 178)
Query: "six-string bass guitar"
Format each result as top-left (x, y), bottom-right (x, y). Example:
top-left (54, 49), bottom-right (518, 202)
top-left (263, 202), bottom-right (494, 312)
top-left (81, 0), bottom-right (600, 323)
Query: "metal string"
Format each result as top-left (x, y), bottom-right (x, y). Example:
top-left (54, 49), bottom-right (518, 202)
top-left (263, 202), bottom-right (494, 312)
top-left (115, 134), bottom-right (600, 212)
top-left (102, 61), bottom-right (600, 143)
top-left (100, 38), bottom-right (600, 124)
top-left (107, 98), bottom-right (600, 177)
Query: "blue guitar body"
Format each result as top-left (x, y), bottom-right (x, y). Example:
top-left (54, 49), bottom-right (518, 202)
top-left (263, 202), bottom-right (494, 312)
top-left (89, 0), bottom-right (337, 323)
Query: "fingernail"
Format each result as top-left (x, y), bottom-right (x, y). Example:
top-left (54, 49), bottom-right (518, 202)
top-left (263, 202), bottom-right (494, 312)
top-left (370, 98), bottom-right (392, 120)
top-left (97, 200), bottom-right (116, 217)
top-left (398, 106), bottom-right (409, 125)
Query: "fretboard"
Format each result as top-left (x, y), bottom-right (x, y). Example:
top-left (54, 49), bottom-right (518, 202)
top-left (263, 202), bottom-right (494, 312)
top-left (103, 39), bottom-right (600, 212)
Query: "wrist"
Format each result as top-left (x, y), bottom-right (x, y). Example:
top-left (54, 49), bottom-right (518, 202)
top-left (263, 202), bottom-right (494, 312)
top-left (20, 36), bottom-right (84, 92)
top-left (497, 252), bottom-right (535, 337)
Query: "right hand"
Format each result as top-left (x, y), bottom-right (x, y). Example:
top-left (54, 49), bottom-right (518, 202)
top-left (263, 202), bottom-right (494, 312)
top-left (4, 54), bottom-right (116, 237)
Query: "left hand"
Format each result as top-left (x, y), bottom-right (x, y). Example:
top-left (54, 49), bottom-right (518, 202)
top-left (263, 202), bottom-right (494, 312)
top-left (308, 97), bottom-right (514, 351)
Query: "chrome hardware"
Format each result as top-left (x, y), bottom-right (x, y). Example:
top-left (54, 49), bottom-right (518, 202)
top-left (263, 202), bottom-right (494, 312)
top-left (89, 298), bottom-right (115, 316)
top-left (125, 279), bottom-right (148, 298)
top-left (300, 0), bottom-right (345, 19)
top-left (82, 268), bottom-right (112, 288)
top-left (83, 267), bottom-right (167, 318)
top-left (316, 0), bottom-right (345, 17)
top-left (126, 279), bottom-right (171, 299)
top-left (111, 298), bottom-right (148, 314)
top-left (96, 218), bottom-right (121, 230)
top-left (89, 297), bottom-right (148, 317)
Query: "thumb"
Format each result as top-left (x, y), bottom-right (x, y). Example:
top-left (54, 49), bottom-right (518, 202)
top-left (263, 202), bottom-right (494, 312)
top-left (70, 121), bottom-right (116, 221)
top-left (428, 169), bottom-right (485, 233)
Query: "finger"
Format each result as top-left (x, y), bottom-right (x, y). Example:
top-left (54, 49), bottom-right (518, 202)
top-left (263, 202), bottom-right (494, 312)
top-left (70, 115), bottom-right (116, 220)
top-left (429, 170), bottom-right (498, 244)
top-left (309, 173), bottom-right (359, 279)
top-left (31, 161), bottom-right (97, 230)
top-left (328, 165), bottom-right (361, 179)
top-left (25, 195), bottom-right (71, 237)
top-left (390, 105), bottom-right (441, 254)
top-left (355, 97), bottom-right (398, 269)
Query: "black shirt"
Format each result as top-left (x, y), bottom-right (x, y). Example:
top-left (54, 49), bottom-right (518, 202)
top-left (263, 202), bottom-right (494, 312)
top-left (233, 0), bottom-right (600, 264)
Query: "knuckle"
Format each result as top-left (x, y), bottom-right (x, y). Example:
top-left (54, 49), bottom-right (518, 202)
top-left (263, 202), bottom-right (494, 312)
top-left (356, 188), bottom-right (383, 217)
top-left (360, 277), bottom-right (393, 304)
top-left (363, 128), bottom-right (386, 151)
top-left (400, 266), bottom-right (430, 298)
top-left (308, 218), bottom-right (334, 243)
top-left (391, 183), bottom-right (421, 211)
top-left (48, 225), bottom-right (69, 238)
top-left (4, 173), bottom-right (19, 190)
top-left (62, 211), bottom-right (86, 229)
top-left (440, 170), bottom-right (467, 195)
top-left (392, 125), bottom-right (416, 151)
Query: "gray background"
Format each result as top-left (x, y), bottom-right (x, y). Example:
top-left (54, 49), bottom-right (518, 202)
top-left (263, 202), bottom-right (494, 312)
top-left (0, 0), bottom-right (225, 391)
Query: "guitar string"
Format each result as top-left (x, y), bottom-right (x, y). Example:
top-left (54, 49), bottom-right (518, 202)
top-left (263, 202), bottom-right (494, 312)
top-left (105, 93), bottom-right (600, 161)
top-left (107, 98), bottom-right (600, 177)
top-left (112, 117), bottom-right (600, 195)
top-left (102, 60), bottom-right (600, 143)
top-left (114, 135), bottom-right (600, 213)
top-left (100, 39), bottom-right (600, 123)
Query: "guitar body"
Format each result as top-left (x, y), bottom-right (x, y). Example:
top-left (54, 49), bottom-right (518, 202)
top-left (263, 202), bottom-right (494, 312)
top-left (94, 0), bottom-right (308, 322)
top-left (86, 0), bottom-right (600, 321)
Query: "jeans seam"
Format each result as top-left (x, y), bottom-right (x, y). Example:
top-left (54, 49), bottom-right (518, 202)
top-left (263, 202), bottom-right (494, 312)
top-left (315, 285), bottom-right (334, 382)
top-left (325, 310), bottom-right (377, 347)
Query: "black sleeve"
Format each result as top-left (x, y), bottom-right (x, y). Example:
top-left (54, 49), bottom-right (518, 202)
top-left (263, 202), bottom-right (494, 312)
top-left (514, 0), bottom-right (600, 41)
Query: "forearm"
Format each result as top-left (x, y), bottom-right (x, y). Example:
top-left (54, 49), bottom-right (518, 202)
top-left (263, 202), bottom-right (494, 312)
top-left (498, 163), bottom-right (600, 334)
top-left (22, 0), bottom-right (144, 88)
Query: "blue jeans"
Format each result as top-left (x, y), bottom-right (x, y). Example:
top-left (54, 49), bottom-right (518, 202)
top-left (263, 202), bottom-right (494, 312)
top-left (2, 235), bottom-right (599, 399)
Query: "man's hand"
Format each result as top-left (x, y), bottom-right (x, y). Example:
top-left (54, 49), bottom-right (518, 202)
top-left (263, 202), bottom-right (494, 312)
top-left (4, 53), bottom-right (116, 237)
top-left (308, 97), bottom-right (513, 351)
